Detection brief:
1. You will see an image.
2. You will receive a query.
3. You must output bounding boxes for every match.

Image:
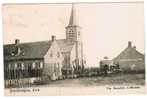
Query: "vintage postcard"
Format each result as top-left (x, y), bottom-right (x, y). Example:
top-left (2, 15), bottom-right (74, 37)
top-left (2, 2), bottom-right (146, 96)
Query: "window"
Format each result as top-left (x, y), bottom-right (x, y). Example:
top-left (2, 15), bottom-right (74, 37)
top-left (14, 63), bottom-right (17, 69)
top-left (17, 63), bottom-right (21, 69)
top-left (50, 51), bottom-right (53, 57)
top-left (54, 63), bottom-right (56, 72)
top-left (35, 62), bottom-right (40, 69)
top-left (57, 52), bottom-right (60, 58)
top-left (32, 62), bottom-right (35, 69)
top-left (21, 63), bottom-right (24, 70)
top-left (28, 63), bottom-right (32, 69)
top-left (4, 63), bottom-right (9, 70)
top-left (40, 62), bottom-right (43, 68)
top-left (57, 63), bottom-right (60, 70)
top-left (78, 32), bottom-right (80, 36)
top-left (69, 29), bottom-right (73, 32)
top-left (28, 62), bottom-right (32, 71)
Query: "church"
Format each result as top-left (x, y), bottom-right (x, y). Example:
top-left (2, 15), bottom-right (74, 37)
top-left (4, 4), bottom-right (85, 87)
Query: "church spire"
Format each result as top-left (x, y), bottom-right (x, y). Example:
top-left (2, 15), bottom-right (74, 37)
top-left (68, 3), bottom-right (77, 26)
top-left (66, 3), bottom-right (81, 42)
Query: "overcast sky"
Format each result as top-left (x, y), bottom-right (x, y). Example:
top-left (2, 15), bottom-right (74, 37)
top-left (3, 2), bottom-right (144, 67)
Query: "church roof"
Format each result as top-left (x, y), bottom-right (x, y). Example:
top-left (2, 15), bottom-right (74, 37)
top-left (113, 41), bottom-right (144, 62)
top-left (68, 4), bottom-right (78, 26)
top-left (4, 41), bottom-right (52, 61)
top-left (57, 39), bottom-right (75, 53)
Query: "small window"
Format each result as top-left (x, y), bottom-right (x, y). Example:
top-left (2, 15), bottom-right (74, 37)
top-left (32, 62), bottom-right (35, 69)
top-left (28, 63), bottom-right (32, 70)
top-left (17, 63), bottom-right (21, 69)
top-left (40, 62), bottom-right (43, 68)
top-left (35, 62), bottom-right (40, 69)
top-left (8, 63), bottom-right (11, 69)
top-left (14, 63), bottom-right (17, 69)
top-left (57, 52), bottom-right (60, 58)
top-left (78, 32), bottom-right (80, 36)
top-left (21, 63), bottom-right (24, 70)
top-left (50, 52), bottom-right (53, 57)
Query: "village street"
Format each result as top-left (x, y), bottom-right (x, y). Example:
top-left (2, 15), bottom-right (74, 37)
top-left (35, 74), bottom-right (145, 87)
top-left (5, 73), bottom-right (145, 96)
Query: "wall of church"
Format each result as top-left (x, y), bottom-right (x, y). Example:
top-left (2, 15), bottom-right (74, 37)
top-left (70, 44), bottom-right (76, 69)
top-left (43, 40), bottom-right (63, 80)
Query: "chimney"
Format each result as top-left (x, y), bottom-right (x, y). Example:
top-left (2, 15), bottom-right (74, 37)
top-left (51, 35), bottom-right (56, 42)
top-left (14, 39), bottom-right (21, 55)
top-left (133, 46), bottom-right (136, 49)
top-left (128, 41), bottom-right (132, 47)
top-left (15, 39), bottom-right (20, 45)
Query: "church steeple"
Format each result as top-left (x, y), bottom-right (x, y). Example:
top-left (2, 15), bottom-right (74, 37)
top-left (66, 3), bottom-right (81, 42)
top-left (68, 3), bottom-right (77, 26)
top-left (65, 3), bottom-right (84, 71)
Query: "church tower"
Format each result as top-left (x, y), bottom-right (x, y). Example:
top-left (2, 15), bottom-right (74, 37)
top-left (66, 4), bottom-right (82, 42)
top-left (66, 4), bottom-right (84, 69)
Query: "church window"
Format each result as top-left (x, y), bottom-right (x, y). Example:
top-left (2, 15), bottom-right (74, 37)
top-left (57, 52), bottom-right (60, 58)
top-left (78, 32), bottom-right (80, 36)
top-left (54, 63), bottom-right (56, 72)
top-left (57, 63), bottom-right (60, 67)
top-left (50, 51), bottom-right (53, 57)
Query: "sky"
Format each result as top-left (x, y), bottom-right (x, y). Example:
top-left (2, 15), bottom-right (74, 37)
top-left (3, 2), bottom-right (144, 67)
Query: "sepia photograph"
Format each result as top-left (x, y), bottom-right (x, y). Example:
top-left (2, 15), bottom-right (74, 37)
top-left (2, 1), bottom-right (145, 95)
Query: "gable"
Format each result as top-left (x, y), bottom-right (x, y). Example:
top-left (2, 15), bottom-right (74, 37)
top-left (113, 47), bottom-right (144, 62)
top-left (56, 39), bottom-right (75, 53)
top-left (44, 40), bottom-right (63, 62)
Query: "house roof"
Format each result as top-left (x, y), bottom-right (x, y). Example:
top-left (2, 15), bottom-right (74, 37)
top-left (113, 42), bottom-right (144, 62)
top-left (4, 41), bottom-right (52, 61)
